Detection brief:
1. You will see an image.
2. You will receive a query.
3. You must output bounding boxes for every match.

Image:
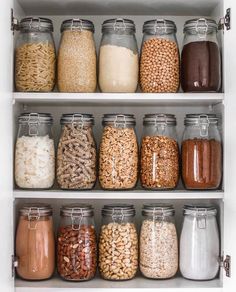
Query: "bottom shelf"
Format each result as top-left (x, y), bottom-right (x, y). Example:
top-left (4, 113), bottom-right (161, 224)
top-left (15, 275), bottom-right (222, 291)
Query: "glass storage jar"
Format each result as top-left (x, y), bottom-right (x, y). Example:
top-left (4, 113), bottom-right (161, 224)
top-left (99, 204), bottom-right (138, 280)
top-left (15, 17), bottom-right (56, 92)
top-left (57, 113), bottom-right (97, 190)
top-left (99, 114), bottom-right (138, 190)
top-left (99, 18), bottom-right (139, 93)
top-left (181, 114), bottom-right (222, 189)
top-left (58, 18), bottom-right (97, 92)
top-left (140, 19), bottom-right (180, 93)
top-left (16, 204), bottom-right (55, 280)
top-left (15, 113), bottom-right (55, 189)
top-left (181, 18), bottom-right (221, 92)
top-left (180, 205), bottom-right (220, 280)
top-left (57, 204), bottom-right (97, 281)
top-left (141, 114), bottom-right (179, 189)
top-left (140, 204), bottom-right (178, 279)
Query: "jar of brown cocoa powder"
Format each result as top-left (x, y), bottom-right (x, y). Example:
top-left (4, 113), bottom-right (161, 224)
top-left (182, 114), bottom-right (222, 189)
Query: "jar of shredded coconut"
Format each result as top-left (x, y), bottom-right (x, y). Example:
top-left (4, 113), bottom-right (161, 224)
top-left (15, 113), bottom-right (55, 189)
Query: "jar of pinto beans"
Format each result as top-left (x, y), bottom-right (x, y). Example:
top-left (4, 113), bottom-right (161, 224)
top-left (140, 19), bottom-right (180, 93)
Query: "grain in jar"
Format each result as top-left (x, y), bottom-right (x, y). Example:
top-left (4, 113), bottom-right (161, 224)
top-left (140, 114), bottom-right (179, 189)
top-left (140, 19), bottom-right (180, 93)
top-left (57, 114), bottom-right (97, 190)
top-left (58, 19), bottom-right (97, 92)
top-left (99, 114), bottom-right (138, 190)
top-left (99, 204), bottom-right (138, 280)
top-left (15, 17), bottom-right (56, 92)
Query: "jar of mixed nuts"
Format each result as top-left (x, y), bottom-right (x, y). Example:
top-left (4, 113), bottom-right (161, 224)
top-left (58, 19), bottom-right (97, 92)
top-left (182, 114), bottom-right (222, 189)
top-left (99, 204), bottom-right (138, 280)
top-left (140, 204), bottom-right (178, 279)
top-left (57, 113), bottom-right (97, 190)
top-left (15, 113), bottom-right (55, 189)
top-left (140, 114), bottom-right (179, 189)
top-left (99, 114), bottom-right (138, 190)
top-left (15, 17), bottom-right (56, 92)
top-left (57, 204), bottom-right (97, 281)
top-left (99, 18), bottom-right (139, 93)
top-left (140, 19), bottom-right (180, 93)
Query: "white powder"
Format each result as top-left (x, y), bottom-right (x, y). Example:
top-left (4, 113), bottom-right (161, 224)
top-left (99, 45), bottom-right (139, 93)
top-left (15, 135), bottom-right (55, 189)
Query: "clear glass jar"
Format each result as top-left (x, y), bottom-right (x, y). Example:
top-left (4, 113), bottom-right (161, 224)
top-left (140, 204), bottom-right (178, 279)
top-left (58, 19), bottom-right (97, 92)
top-left (141, 114), bottom-right (179, 189)
top-left (57, 114), bottom-right (97, 190)
top-left (16, 204), bottom-right (55, 280)
top-left (99, 204), bottom-right (138, 280)
top-left (15, 17), bottom-right (56, 92)
top-left (99, 114), bottom-right (138, 190)
top-left (182, 114), bottom-right (222, 189)
top-left (15, 113), bottom-right (55, 189)
top-left (57, 204), bottom-right (97, 281)
top-left (140, 19), bottom-right (180, 93)
top-left (181, 18), bottom-right (221, 92)
top-left (99, 18), bottom-right (139, 93)
top-left (180, 205), bottom-right (220, 280)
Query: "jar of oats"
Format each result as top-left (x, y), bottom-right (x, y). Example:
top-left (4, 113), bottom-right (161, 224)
top-left (140, 114), bottom-right (179, 189)
top-left (140, 19), bottom-right (180, 93)
top-left (140, 204), bottom-right (178, 279)
top-left (15, 17), bottom-right (56, 92)
top-left (58, 19), bottom-right (97, 92)
top-left (99, 114), bottom-right (138, 190)
top-left (99, 204), bottom-right (138, 281)
top-left (57, 113), bottom-right (97, 190)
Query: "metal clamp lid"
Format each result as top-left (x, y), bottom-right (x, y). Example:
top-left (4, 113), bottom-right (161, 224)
top-left (102, 204), bottom-right (135, 220)
top-left (19, 17), bottom-right (54, 32)
top-left (143, 19), bottom-right (177, 34)
top-left (102, 113), bottom-right (136, 127)
top-left (61, 18), bottom-right (95, 33)
top-left (184, 18), bottom-right (217, 34)
top-left (142, 203), bottom-right (175, 217)
top-left (102, 18), bottom-right (135, 33)
top-left (60, 113), bottom-right (94, 126)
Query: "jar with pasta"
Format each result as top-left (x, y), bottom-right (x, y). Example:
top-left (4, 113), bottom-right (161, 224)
top-left (15, 113), bottom-right (55, 189)
top-left (99, 114), bottom-right (138, 190)
top-left (57, 114), bottom-right (97, 190)
top-left (141, 114), bottom-right (179, 189)
top-left (15, 17), bottom-right (56, 92)
top-left (58, 19), bottom-right (97, 92)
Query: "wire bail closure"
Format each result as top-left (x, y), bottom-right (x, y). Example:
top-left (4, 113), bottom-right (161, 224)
top-left (71, 114), bottom-right (84, 133)
top-left (27, 207), bottom-right (40, 230)
top-left (114, 114), bottom-right (127, 128)
top-left (196, 208), bottom-right (207, 229)
top-left (113, 18), bottom-right (126, 31)
top-left (112, 208), bottom-right (125, 223)
top-left (154, 19), bottom-right (167, 34)
top-left (70, 18), bottom-right (84, 31)
top-left (155, 114), bottom-right (167, 135)
top-left (199, 114), bottom-right (210, 137)
top-left (196, 18), bottom-right (208, 39)
top-left (28, 113), bottom-right (40, 136)
top-left (71, 208), bottom-right (83, 231)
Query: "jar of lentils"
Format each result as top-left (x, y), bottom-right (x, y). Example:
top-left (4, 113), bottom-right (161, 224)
top-left (99, 204), bottom-right (138, 280)
top-left (57, 204), bottom-right (97, 281)
top-left (57, 113), bottom-right (97, 190)
top-left (140, 19), bottom-right (180, 93)
top-left (140, 114), bottom-right (179, 189)
top-left (15, 17), bottom-right (56, 92)
top-left (58, 19), bottom-right (97, 92)
top-left (140, 204), bottom-right (178, 279)
top-left (99, 114), bottom-right (138, 190)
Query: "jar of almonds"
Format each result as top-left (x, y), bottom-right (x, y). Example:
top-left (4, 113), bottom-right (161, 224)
top-left (140, 114), bottom-right (179, 189)
top-left (57, 204), bottom-right (97, 281)
top-left (99, 204), bottom-right (138, 281)
top-left (140, 19), bottom-right (180, 93)
top-left (99, 114), bottom-right (138, 190)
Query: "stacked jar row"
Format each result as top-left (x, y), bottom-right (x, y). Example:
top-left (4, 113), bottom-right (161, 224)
top-left (15, 17), bottom-right (221, 93)
top-left (16, 203), bottom-right (220, 282)
top-left (15, 113), bottom-right (222, 190)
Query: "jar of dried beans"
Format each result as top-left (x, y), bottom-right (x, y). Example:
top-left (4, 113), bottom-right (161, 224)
top-left (99, 18), bottom-right (139, 93)
top-left (99, 204), bottom-right (138, 280)
top-left (181, 18), bottom-right (221, 92)
top-left (58, 19), bottom-right (97, 92)
top-left (140, 19), bottom-right (180, 93)
top-left (140, 204), bottom-right (178, 279)
top-left (141, 114), bottom-right (179, 189)
top-left (57, 204), bottom-right (97, 281)
top-left (182, 114), bottom-right (222, 189)
top-left (57, 113), bottom-right (97, 190)
top-left (15, 113), bottom-right (55, 189)
top-left (99, 114), bottom-right (138, 190)
top-left (16, 204), bottom-right (55, 280)
top-left (15, 17), bottom-right (56, 92)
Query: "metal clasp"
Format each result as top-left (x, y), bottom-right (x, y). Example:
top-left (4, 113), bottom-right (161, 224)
top-left (71, 114), bottom-right (84, 133)
top-left (28, 113), bottom-right (40, 136)
top-left (153, 208), bottom-right (165, 227)
top-left (27, 207), bottom-right (40, 230)
top-left (71, 208), bottom-right (83, 231)
top-left (196, 208), bottom-right (207, 229)
top-left (113, 18), bottom-right (126, 31)
top-left (154, 19), bottom-right (167, 34)
top-left (199, 114), bottom-right (209, 137)
top-left (70, 18), bottom-right (83, 31)
top-left (112, 209), bottom-right (124, 223)
top-left (155, 114), bottom-right (167, 135)
top-left (196, 18), bottom-right (208, 39)
top-left (114, 114), bottom-right (126, 128)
